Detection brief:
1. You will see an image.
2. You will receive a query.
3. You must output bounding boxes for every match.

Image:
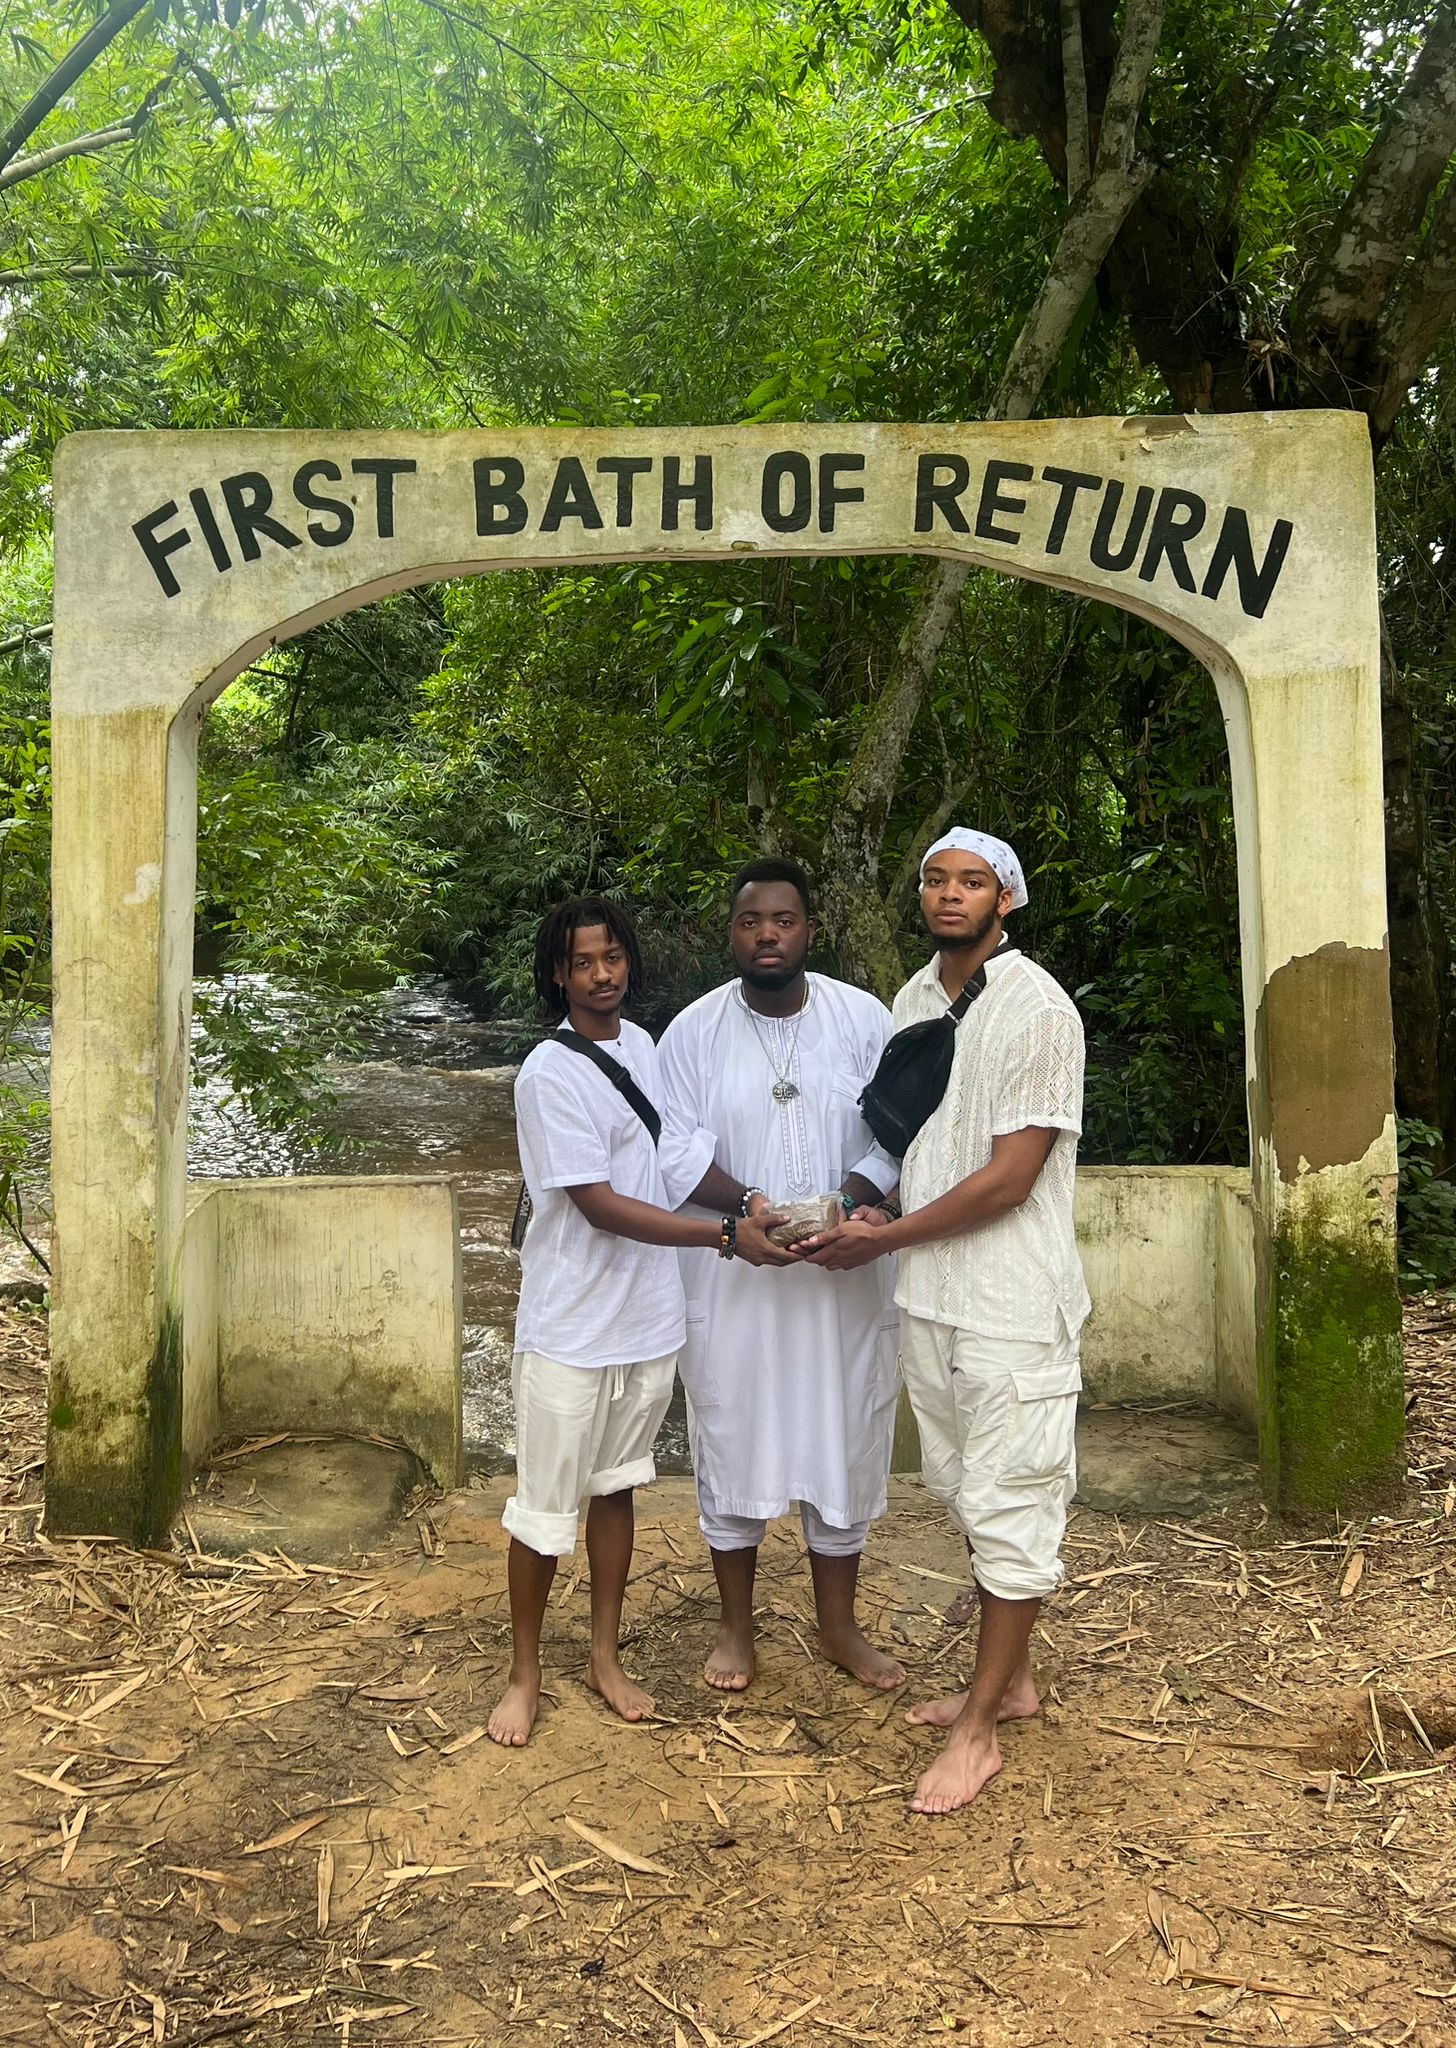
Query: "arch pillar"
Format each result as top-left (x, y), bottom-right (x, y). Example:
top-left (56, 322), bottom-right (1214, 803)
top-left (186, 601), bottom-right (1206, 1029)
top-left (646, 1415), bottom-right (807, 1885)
top-left (1235, 665), bottom-right (1402, 1508)
top-left (47, 700), bottom-right (200, 1540)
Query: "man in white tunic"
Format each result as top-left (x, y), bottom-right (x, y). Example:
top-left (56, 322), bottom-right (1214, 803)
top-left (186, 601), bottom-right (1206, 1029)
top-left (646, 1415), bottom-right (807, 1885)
top-left (804, 831), bottom-right (1089, 1811)
top-left (658, 858), bottom-right (904, 1692)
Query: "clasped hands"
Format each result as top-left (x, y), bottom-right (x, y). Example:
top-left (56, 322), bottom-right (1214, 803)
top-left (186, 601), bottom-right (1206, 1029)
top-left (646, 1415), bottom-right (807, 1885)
top-left (738, 1192), bottom-right (893, 1272)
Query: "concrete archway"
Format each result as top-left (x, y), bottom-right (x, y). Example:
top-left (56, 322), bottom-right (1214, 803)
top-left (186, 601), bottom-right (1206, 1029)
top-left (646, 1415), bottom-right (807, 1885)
top-left (46, 416), bottom-right (1402, 1540)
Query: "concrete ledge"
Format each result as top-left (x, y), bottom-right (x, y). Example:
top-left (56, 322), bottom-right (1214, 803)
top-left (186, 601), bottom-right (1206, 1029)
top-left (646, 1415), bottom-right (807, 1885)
top-left (1076, 1166), bottom-right (1255, 1423)
top-left (183, 1175), bottom-right (463, 1486)
top-left (890, 1164), bottom-right (1256, 1472)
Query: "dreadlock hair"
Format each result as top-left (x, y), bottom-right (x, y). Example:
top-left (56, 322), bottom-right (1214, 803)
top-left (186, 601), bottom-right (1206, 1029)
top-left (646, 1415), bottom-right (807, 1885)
top-left (533, 896), bottom-right (645, 1020)
top-left (729, 855), bottom-right (813, 917)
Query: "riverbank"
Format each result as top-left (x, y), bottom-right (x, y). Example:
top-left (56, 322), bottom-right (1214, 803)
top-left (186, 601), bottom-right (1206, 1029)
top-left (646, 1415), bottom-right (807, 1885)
top-left (2, 1302), bottom-right (1456, 2045)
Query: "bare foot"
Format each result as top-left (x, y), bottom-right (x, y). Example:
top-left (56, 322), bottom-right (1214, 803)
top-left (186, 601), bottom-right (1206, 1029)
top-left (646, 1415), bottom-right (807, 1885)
top-left (704, 1622), bottom-right (755, 1691)
top-left (487, 1669), bottom-right (541, 1747)
top-left (820, 1625), bottom-right (906, 1691)
top-left (586, 1654), bottom-right (656, 1723)
top-left (910, 1724), bottom-right (1003, 1814)
top-left (906, 1688), bottom-right (967, 1729)
top-left (998, 1667), bottom-right (1041, 1722)
top-left (905, 1673), bottom-right (1040, 1728)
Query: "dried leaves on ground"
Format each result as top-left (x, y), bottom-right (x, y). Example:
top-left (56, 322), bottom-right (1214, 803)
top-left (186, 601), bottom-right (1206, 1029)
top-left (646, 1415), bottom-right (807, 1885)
top-left (1, 1303), bottom-right (1455, 2046)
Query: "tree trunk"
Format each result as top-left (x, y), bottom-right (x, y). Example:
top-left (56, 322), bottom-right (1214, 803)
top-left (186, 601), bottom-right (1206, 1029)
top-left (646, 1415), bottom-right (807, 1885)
top-left (1380, 613), bottom-right (1456, 1166)
top-left (816, 0), bottom-right (1165, 991)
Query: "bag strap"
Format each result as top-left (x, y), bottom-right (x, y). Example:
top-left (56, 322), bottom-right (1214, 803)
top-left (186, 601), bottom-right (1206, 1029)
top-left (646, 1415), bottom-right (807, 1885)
top-left (945, 941), bottom-right (1012, 1022)
top-left (555, 1030), bottom-right (662, 1146)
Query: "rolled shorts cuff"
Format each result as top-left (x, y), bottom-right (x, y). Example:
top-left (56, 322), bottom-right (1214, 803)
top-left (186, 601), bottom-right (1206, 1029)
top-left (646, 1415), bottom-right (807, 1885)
top-left (959, 1538), bottom-right (1066, 1602)
top-left (501, 1495), bottom-right (581, 1559)
top-left (585, 1452), bottom-right (657, 1498)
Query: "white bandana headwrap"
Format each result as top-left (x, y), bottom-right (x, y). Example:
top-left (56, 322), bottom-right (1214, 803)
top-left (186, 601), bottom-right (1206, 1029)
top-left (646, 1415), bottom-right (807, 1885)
top-left (919, 829), bottom-right (1028, 909)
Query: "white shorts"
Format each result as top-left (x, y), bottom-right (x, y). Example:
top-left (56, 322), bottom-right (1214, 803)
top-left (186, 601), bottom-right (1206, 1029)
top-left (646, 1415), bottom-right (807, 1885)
top-left (899, 1312), bottom-right (1080, 1601)
top-left (502, 1350), bottom-right (677, 1559)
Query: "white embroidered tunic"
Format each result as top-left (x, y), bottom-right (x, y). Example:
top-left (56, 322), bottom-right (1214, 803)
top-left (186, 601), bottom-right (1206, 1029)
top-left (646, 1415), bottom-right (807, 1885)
top-left (657, 976), bottom-right (900, 1528)
top-left (893, 948), bottom-right (1092, 1341)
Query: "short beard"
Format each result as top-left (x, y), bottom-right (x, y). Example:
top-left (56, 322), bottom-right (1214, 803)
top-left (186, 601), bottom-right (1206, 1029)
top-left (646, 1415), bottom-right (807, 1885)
top-left (741, 957), bottom-right (806, 992)
top-left (935, 907), bottom-right (999, 954)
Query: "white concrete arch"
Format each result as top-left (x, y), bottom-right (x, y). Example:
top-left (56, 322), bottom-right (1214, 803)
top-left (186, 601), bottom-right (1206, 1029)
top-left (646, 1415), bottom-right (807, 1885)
top-left (46, 416), bottom-right (1401, 1538)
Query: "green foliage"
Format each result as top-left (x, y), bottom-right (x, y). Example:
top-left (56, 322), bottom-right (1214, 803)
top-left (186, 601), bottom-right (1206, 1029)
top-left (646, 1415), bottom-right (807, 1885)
top-left (1397, 1119), bottom-right (1456, 1293)
top-left (0, 708), bottom-right (53, 1259)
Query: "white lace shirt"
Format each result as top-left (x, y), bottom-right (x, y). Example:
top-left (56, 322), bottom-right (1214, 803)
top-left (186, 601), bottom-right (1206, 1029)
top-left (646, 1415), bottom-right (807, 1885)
top-left (892, 948), bottom-right (1092, 1340)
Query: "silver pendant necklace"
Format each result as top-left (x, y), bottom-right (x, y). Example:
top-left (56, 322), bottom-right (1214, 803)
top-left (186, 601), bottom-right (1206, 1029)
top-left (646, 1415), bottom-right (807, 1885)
top-left (737, 977), bottom-right (814, 1104)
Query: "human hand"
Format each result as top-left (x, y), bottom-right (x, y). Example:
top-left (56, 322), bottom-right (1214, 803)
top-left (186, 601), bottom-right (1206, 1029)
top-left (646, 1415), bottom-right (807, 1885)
top-left (793, 1219), bottom-right (890, 1269)
top-left (734, 1210), bottom-right (799, 1268)
top-left (850, 1204), bottom-right (894, 1226)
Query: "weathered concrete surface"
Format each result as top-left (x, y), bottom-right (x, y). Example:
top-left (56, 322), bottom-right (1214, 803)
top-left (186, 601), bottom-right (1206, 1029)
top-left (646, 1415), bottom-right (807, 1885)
top-left (185, 1436), bottom-right (421, 1562)
top-left (1074, 1166), bottom-right (1255, 1417)
top-left (182, 1176), bottom-right (463, 1488)
top-left (891, 1164), bottom-right (1257, 1470)
top-left (1213, 1173), bottom-right (1257, 1423)
top-left (46, 413), bottom-right (1402, 1533)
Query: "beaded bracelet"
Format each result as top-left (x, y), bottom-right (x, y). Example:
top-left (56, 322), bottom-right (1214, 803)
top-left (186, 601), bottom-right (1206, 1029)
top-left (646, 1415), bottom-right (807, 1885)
top-left (718, 1215), bottom-right (737, 1259)
top-left (740, 1186), bottom-right (765, 1217)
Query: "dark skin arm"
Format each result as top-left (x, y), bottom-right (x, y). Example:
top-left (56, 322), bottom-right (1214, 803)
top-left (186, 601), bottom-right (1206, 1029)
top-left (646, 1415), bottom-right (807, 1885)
top-left (842, 1170), bottom-right (891, 1212)
top-left (796, 1127), bottom-right (1057, 1269)
top-left (567, 1181), bottom-right (789, 1268)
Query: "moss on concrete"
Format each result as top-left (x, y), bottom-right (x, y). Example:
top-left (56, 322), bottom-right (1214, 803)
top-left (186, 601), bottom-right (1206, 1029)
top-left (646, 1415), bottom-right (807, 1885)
top-left (45, 1311), bottom-right (184, 1544)
top-left (1265, 1184), bottom-right (1404, 1514)
top-left (142, 1306), bottom-right (184, 1547)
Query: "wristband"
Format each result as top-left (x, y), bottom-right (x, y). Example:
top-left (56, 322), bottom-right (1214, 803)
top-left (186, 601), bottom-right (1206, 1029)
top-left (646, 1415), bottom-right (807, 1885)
top-left (838, 1192), bottom-right (856, 1219)
top-left (877, 1198), bottom-right (902, 1222)
top-left (718, 1215), bottom-right (738, 1259)
top-left (740, 1186), bottom-right (766, 1218)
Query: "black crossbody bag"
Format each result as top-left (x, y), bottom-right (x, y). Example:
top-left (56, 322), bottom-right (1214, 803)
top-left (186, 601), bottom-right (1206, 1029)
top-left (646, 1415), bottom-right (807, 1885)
top-left (509, 1031), bottom-right (663, 1250)
top-left (858, 945), bottom-right (1009, 1160)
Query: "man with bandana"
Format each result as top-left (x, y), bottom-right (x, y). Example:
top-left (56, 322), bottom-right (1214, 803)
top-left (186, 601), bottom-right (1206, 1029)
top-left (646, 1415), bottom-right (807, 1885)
top-left (803, 830), bottom-right (1090, 1813)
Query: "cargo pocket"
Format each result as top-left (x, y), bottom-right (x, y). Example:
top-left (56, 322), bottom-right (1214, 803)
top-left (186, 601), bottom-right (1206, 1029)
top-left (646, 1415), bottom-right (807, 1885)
top-left (995, 1365), bottom-right (1080, 1486)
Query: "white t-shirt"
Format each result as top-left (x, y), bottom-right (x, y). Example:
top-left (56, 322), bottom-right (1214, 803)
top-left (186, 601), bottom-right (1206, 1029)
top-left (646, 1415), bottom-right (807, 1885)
top-left (893, 949), bottom-right (1091, 1341)
top-left (513, 1019), bottom-right (686, 1370)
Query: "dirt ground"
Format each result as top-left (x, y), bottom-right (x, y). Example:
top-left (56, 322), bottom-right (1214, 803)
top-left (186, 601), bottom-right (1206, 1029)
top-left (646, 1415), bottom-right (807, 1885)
top-left (4, 1303), bottom-right (1456, 2048)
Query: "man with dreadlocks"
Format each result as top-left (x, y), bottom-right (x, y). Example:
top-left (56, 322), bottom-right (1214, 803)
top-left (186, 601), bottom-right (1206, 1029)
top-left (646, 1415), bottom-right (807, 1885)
top-left (489, 896), bottom-right (785, 1749)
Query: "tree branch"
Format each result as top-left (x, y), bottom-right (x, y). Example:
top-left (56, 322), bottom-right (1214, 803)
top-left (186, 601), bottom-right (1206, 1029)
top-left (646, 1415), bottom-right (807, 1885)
top-left (0, 0), bottom-right (152, 176)
top-left (0, 53), bottom-right (185, 190)
top-left (1089, 0), bottom-right (1163, 175)
top-left (1298, 2), bottom-right (1456, 344)
top-left (817, 0), bottom-right (1166, 983)
top-left (0, 261), bottom-right (153, 283)
top-left (1372, 169), bottom-right (1456, 440)
top-left (0, 623), bottom-right (53, 659)
top-left (0, 124), bottom-right (136, 189)
top-left (1060, 0), bottom-right (1090, 198)
top-left (890, 761), bottom-right (986, 916)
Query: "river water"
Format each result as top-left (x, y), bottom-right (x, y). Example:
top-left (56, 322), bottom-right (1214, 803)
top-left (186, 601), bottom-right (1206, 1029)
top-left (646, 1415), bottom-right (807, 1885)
top-left (178, 977), bottom-right (691, 1472)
